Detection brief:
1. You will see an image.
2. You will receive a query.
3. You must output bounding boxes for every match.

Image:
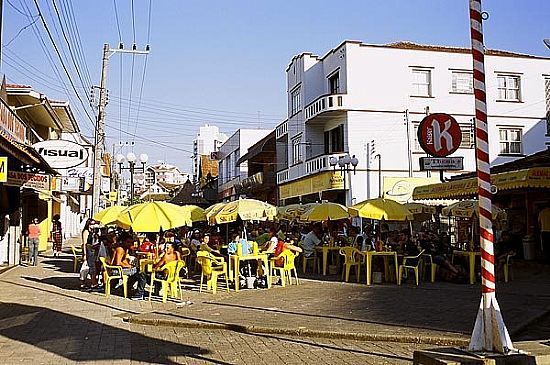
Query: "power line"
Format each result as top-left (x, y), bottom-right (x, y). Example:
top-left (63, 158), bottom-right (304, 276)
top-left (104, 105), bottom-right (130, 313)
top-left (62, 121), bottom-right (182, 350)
top-left (6, 0), bottom-right (30, 16)
top-left (3, 17), bottom-right (39, 47)
top-left (112, 0), bottom-right (122, 41)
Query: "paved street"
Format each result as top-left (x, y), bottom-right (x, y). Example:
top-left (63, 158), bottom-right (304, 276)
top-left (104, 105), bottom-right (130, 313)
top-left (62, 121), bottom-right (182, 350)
top-left (0, 239), bottom-right (549, 364)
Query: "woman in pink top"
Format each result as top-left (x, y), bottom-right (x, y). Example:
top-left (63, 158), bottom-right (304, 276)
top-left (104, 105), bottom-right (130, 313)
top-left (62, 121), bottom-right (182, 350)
top-left (27, 218), bottom-right (41, 266)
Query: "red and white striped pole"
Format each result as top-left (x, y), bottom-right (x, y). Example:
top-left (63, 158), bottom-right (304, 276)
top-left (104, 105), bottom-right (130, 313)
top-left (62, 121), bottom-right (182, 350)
top-left (468, 0), bottom-right (514, 353)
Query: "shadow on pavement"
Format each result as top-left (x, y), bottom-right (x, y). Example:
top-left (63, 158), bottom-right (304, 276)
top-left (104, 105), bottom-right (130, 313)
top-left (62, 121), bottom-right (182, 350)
top-left (0, 302), bottom-right (227, 364)
top-left (40, 256), bottom-right (78, 274)
top-left (23, 275), bottom-right (81, 291)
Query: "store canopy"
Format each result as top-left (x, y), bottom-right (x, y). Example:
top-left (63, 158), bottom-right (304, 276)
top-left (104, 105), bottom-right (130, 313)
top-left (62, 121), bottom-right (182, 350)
top-left (413, 167), bottom-right (550, 200)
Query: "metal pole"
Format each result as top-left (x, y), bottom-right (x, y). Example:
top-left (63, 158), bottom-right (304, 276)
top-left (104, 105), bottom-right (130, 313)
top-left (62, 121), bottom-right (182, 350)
top-left (91, 43), bottom-right (110, 215)
top-left (405, 109), bottom-right (413, 177)
top-left (468, 0), bottom-right (514, 354)
top-left (342, 167), bottom-right (347, 206)
top-left (375, 154), bottom-right (381, 198)
top-left (130, 163), bottom-right (134, 204)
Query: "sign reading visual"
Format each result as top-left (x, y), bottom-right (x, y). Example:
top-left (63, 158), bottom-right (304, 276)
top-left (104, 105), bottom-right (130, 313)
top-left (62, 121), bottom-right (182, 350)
top-left (0, 157), bottom-right (7, 183)
top-left (32, 140), bottom-right (88, 169)
top-left (417, 113), bottom-right (462, 157)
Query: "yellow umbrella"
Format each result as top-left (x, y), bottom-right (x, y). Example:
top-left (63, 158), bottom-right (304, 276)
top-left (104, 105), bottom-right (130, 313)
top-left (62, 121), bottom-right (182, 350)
top-left (300, 202), bottom-right (349, 222)
top-left (114, 201), bottom-right (192, 232)
top-left (441, 200), bottom-right (506, 221)
top-left (277, 203), bottom-right (319, 220)
top-left (211, 199), bottom-right (277, 224)
top-left (205, 202), bottom-right (226, 224)
top-left (179, 205), bottom-right (206, 223)
top-left (92, 205), bottom-right (127, 225)
top-left (349, 198), bottom-right (413, 221)
top-left (405, 202), bottom-right (436, 221)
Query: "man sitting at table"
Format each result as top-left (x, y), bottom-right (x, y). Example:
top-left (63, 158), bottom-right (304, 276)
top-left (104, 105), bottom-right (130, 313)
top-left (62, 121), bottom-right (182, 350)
top-left (111, 232), bottom-right (147, 300)
top-left (302, 224), bottom-right (322, 257)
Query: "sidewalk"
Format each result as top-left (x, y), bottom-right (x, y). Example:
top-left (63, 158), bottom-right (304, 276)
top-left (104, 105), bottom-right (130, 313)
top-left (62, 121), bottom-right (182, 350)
top-left (2, 237), bottom-right (549, 348)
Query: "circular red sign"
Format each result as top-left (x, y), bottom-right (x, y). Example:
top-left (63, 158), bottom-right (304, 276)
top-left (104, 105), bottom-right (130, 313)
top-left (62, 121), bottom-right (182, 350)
top-left (417, 113), bottom-right (462, 157)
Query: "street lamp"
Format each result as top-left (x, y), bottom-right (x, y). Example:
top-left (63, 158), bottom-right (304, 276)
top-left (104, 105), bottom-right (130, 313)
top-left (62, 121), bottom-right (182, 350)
top-left (117, 152), bottom-right (148, 203)
top-left (329, 153), bottom-right (359, 206)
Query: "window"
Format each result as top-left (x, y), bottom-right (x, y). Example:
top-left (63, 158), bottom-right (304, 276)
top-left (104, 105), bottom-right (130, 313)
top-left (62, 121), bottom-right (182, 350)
top-left (324, 125), bottom-right (344, 154)
top-left (233, 149), bottom-right (240, 178)
top-left (451, 71), bottom-right (473, 93)
top-left (497, 75), bottom-right (521, 101)
top-left (545, 76), bottom-right (550, 135)
top-left (329, 72), bottom-right (340, 94)
top-left (499, 128), bottom-right (522, 154)
top-left (411, 69), bottom-right (432, 97)
top-left (291, 88), bottom-right (301, 115)
top-left (292, 135), bottom-right (302, 164)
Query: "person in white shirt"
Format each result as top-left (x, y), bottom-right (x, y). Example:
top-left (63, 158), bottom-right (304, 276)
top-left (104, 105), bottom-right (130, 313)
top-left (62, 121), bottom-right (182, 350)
top-left (302, 224), bottom-right (322, 257)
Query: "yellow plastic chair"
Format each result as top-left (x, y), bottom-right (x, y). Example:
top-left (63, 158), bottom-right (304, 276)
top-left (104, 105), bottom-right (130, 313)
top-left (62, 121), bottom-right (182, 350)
top-left (398, 249), bottom-right (425, 286)
top-left (298, 242), bottom-right (318, 274)
top-left (180, 247), bottom-right (191, 278)
top-left (422, 254), bottom-right (438, 283)
top-left (271, 250), bottom-right (300, 287)
top-left (339, 247), bottom-right (363, 283)
top-left (70, 245), bottom-right (83, 272)
top-left (99, 257), bottom-right (128, 298)
top-left (504, 253), bottom-right (515, 283)
top-left (196, 251), bottom-right (229, 294)
top-left (148, 260), bottom-right (185, 303)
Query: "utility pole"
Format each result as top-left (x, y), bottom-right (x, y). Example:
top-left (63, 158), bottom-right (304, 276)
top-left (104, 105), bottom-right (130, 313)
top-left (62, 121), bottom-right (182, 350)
top-left (91, 43), bottom-right (150, 215)
top-left (91, 43), bottom-right (109, 216)
top-left (404, 109), bottom-right (413, 177)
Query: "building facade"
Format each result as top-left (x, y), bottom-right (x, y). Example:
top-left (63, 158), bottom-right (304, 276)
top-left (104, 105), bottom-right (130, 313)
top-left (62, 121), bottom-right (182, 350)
top-left (192, 124), bottom-right (227, 182)
top-left (218, 128), bottom-right (271, 201)
top-left (276, 41), bottom-right (550, 205)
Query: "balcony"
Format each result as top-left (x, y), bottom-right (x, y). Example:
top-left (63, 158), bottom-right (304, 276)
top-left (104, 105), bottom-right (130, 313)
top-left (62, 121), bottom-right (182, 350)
top-left (276, 120), bottom-right (288, 139)
top-left (277, 152), bottom-right (347, 184)
top-left (304, 94), bottom-right (348, 123)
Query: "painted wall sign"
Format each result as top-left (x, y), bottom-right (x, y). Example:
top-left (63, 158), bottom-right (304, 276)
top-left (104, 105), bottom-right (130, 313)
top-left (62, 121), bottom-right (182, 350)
top-left (417, 113), bottom-right (462, 157)
top-left (0, 157), bottom-right (7, 183)
top-left (32, 139), bottom-right (88, 169)
top-left (6, 170), bottom-right (50, 190)
top-left (0, 99), bottom-right (26, 143)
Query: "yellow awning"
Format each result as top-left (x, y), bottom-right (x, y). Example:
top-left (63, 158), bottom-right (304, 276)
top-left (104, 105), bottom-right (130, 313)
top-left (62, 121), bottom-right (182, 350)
top-left (413, 167), bottom-right (550, 200)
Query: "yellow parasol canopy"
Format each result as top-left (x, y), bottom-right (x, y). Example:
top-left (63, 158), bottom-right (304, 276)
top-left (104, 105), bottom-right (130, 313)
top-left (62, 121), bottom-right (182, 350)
top-left (441, 200), bottom-right (506, 221)
top-left (179, 205), bottom-right (206, 223)
top-left (92, 205), bottom-right (127, 226)
top-left (405, 202), bottom-right (436, 221)
top-left (300, 202), bottom-right (349, 222)
top-left (277, 203), bottom-right (319, 220)
top-left (114, 201), bottom-right (192, 232)
top-left (349, 198), bottom-right (413, 221)
top-left (210, 199), bottom-right (277, 224)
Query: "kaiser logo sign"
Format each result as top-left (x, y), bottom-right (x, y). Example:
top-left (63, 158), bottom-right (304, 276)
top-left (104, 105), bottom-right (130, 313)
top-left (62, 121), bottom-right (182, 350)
top-left (32, 140), bottom-right (88, 169)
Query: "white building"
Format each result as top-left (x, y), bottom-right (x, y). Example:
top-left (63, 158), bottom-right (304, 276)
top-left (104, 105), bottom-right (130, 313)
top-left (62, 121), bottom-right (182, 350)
top-left (192, 124), bottom-right (228, 182)
top-left (276, 40), bottom-right (550, 205)
top-left (142, 162), bottom-right (188, 192)
top-left (218, 129), bottom-right (271, 201)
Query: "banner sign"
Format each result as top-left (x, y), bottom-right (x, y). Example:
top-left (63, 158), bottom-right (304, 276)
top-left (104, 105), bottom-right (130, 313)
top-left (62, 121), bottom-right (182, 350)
top-left (0, 157), bottom-right (6, 183)
top-left (32, 139), bottom-right (88, 169)
top-left (417, 113), bottom-right (462, 157)
top-left (420, 157), bottom-right (464, 171)
top-left (0, 99), bottom-right (26, 143)
top-left (6, 170), bottom-right (50, 190)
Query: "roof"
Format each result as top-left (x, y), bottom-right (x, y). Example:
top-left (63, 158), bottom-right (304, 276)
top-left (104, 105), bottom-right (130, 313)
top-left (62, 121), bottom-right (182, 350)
top-left (157, 181), bottom-right (181, 191)
top-left (450, 148), bottom-right (550, 180)
top-left (0, 129), bottom-right (57, 174)
top-left (169, 180), bottom-right (210, 207)
top-left (287, 40), bottom-right (550, 70)
top-left (236, 130), bottom-right (275, 165)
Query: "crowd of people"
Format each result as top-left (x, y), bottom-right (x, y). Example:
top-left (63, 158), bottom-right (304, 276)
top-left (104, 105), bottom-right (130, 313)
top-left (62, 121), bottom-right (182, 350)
top-left (69, 216), bottom-right (519, 300)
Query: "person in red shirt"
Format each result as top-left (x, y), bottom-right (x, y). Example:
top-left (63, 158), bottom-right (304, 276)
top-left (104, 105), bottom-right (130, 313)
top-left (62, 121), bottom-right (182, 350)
top-left (27, 218), bottom-right (41, 266)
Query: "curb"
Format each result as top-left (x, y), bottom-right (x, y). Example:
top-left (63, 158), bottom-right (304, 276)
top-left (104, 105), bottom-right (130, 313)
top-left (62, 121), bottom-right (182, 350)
top-left (510, 305), bottom-right (550, 338)
top-left (126, 315), bottom-right (469, 346)
top-left (0, 265), bottom-right (17, 277)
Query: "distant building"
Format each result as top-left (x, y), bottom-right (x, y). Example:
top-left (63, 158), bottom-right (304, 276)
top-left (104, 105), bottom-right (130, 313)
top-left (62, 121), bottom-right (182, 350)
top-left (192, 124), bottom-right (227, 182)
top-left (143, 162), bottom-right (188, 191)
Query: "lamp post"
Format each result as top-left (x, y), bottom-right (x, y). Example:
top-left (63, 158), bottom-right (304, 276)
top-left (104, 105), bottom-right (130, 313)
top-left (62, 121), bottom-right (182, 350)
top-left (329, 154), bottom-right (359, 206)
top-left (116, 152), bottom-right (148, 204)
top-left (374, 154), bottom-right (381, 198)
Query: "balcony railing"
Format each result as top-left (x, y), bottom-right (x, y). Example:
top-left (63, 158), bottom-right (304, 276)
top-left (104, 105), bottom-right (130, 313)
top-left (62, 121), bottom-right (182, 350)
top-left (275, 121), bottom-right (288, 139)
top-left (305, 153), bottom-right (347, 175)
top-left (277, 169), bottom-right (289, 184)
top-left (304, 94), bottom-right (347, 122)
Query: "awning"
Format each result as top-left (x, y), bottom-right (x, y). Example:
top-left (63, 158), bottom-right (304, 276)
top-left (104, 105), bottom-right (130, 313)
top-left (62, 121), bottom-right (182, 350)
top-left (412, 167), bottom-right (550, 200)
top-left (0, 130), bottom-right (57, 174)
top-left (236, 130), bottom-right (275, 165)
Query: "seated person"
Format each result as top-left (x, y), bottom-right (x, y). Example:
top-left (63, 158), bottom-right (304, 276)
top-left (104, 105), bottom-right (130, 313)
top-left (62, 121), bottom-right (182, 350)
top-left (189, 230), bottom-right (202, 252)
top-left (273, 238), bottom-right (303, 267)
top-left (419, 231), bottom-right (460, 280)
top-left (495, 231), bottom-right (516, 277)
top-left (111, 232), bottom-right (147, 300)
top-left (302, 224), bottom-right (322, 257)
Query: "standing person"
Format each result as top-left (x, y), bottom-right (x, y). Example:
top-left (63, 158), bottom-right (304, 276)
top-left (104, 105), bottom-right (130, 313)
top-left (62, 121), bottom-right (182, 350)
top-left (27, 218), bottom-right (41, 266)
top-left (538, 207), bottom-right (550, 263)
top-left (50, 214), bottom-right (63, 257)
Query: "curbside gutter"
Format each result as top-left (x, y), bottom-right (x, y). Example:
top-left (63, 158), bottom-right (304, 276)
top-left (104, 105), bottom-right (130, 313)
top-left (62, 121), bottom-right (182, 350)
top-left (125, 315), bottom-right (470, 346)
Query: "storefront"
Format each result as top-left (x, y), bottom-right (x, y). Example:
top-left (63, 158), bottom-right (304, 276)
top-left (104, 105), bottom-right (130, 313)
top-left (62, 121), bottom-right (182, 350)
top-left (278, 171), bottom-right (344, 205)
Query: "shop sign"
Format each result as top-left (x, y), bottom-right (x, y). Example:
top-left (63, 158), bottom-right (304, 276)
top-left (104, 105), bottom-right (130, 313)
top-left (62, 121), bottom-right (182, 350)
top-left (417, 113), bottom-right (462, 157)
top-left (6, 170), bottom-right (50, 190)
top-left (60, 176), bottom-right (84, 192)
top-left (0, 157), bottom-right (7, 183)
top-left (32, 139), bottom-right (88, 169)
top-left (0, 100), bottom-right (26, 143)
top-left (329, 173), bottom-right (344, 189)
top-left (279, 171), bottom-right (344, 200)
top-left (420, 157), bottom-right (464, 171)
top-left (101, 177), bottom-right (110, 193)
top-left (108, 191), bottom-right (118, 202)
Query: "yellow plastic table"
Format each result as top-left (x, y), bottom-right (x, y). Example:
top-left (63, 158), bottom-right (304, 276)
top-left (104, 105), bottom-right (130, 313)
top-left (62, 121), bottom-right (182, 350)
top-left (229, 253), bottom-right (271, 292)
top-left (452, 250), bottom-right (480, 285)
top-left (363, 251), bottom-right (399, 285)
top-left (315, 246), bottom-right (341, 276)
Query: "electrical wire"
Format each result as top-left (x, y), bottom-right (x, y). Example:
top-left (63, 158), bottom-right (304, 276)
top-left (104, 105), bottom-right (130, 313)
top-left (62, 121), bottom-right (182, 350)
top-left (112, 0), bottom-right (122, 41)
top-left (2, 17), bottom-right (39, 47)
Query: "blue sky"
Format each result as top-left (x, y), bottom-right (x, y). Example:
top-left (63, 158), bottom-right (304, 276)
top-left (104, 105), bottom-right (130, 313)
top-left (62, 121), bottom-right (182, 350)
top-left (2, 0), bottom-right (549, 171)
